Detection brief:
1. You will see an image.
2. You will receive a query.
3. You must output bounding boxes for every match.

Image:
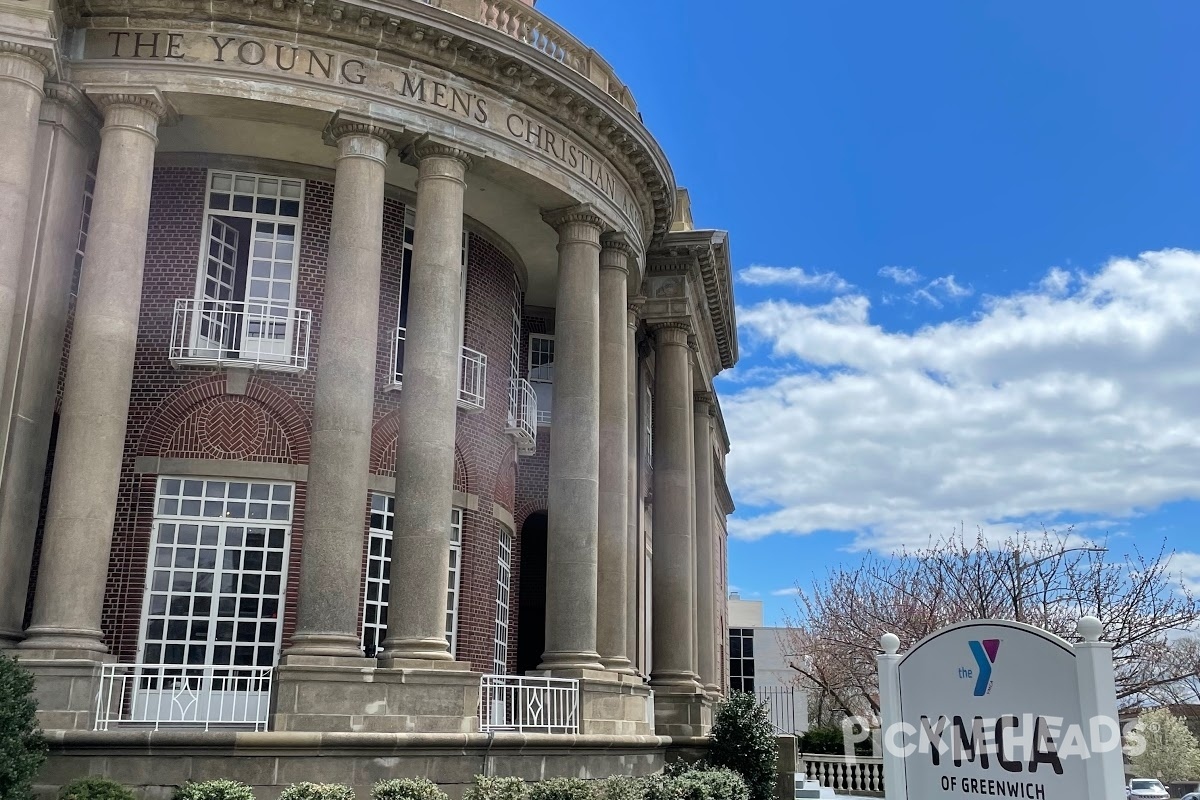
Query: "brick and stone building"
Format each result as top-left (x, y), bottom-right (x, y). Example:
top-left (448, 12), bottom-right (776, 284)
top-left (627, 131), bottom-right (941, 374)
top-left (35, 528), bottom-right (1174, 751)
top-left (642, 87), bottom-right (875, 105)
top-left (0, 0), bottom-right (738, 794)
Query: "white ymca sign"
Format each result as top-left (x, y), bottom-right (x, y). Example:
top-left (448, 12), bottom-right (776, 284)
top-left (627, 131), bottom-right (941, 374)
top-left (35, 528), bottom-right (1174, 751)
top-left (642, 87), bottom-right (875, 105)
top-left (877, 617), bottom-right (1125, 800)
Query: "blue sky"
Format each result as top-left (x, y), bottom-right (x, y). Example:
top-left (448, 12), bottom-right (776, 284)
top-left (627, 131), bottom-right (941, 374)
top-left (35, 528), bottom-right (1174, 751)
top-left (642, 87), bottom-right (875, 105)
top-left (540, 0), bottom-right (1200, 625)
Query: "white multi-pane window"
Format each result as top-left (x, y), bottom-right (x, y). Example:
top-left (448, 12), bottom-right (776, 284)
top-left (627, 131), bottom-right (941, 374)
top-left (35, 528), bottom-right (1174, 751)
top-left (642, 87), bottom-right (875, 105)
top-left (139, 477), bottom-right (293, 670)
top-left (529, 333), bottom-right (554, 424)
top-left (360, 494), bottom-right (462, 658)
top-left (493, 526), bottom-right (512, 674)
top-left (193, 171), bottom-right (304, 364)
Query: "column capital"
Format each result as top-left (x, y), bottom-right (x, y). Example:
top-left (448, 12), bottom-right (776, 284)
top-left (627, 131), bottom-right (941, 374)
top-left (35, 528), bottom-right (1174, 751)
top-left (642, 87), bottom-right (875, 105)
top-left (412, 133), bottom-right (481, 169)
top-left (693, 391), bottom-right (715, 414)
top-left (542, 203), bottom-right (607, 234)
top-left (650, 320), bottom-right (692, 348)
top-left (0, 41), bottom-right (53, 89)
top-left (323, 111), bottom-right (402, 153)
top-left (43, 82), bottom-right (103, 132)
top-left (627, 295), bottom-right (646, 329)
top-left (86, 86), bottom-right (173, 121)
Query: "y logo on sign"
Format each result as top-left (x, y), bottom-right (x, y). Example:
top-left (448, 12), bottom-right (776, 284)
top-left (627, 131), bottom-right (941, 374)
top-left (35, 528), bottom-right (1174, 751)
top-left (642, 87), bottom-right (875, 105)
top-left (968, 639), bottom-right (1000, 696)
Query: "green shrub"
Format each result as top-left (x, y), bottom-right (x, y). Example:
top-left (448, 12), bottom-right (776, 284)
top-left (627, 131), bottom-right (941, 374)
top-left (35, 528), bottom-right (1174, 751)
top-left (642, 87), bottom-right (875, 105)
top-left (526, 778), bottom-right (597, 800)
top-left (706, 692), bottom-right (777, 800)
top-left (173, 779), bottom-right (256, 800)
top-left (638, 774), bottom-right (682, 800)
top-left (59, 777), bottom-right (136, 800)
top-left (596, 776), bottom-right (642, 800)
top-left (798, 725), bottom-right (870, 756)
top-left (671, 768), bottom-right (748, 800)
top-left (0, 653), bottom-right (47, 800)
top-left (279, 785), bottom-right (355, 800)
top-left (464, 776), bottom-right (528, 800)
top-left (373, 778), bottom-right (448, 800)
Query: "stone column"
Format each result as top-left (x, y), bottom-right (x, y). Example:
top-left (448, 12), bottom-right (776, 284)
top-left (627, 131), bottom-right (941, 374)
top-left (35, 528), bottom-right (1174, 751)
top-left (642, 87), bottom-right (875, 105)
top-left (0, 85), bottom-right (97, 648)
top-left (687, 342), bottom-right (699, 680)
top-left (626, 299), bottom-right (643, 673)
top-left (20, 90), bottom-right (167, 654)
top-left (286, 115), bottom-right (395, 660)
top-left (538, 205), bottom-right (605, 673)
top-left (597, 234), bottom-right (633, 674)
top-left (649, 322), bottom-right (700, 691)
top-left (0, 44), bottom-right (51, 434)
top-left (381, 137), bottom-right (474, 664)
top-left (693, 392), bottom-right (719, 696)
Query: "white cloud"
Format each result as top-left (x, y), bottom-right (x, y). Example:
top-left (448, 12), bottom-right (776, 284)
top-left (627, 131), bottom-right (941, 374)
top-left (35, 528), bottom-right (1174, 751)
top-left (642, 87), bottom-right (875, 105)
top-left (739, 265), bottom-right (852, 293)
top-left (771, 587), bottom-right (802, 597)
top-left (913, 275), bottom-right (973, 308)
top-left (726, 248), bottom-right (1200, 551)
top-left (879, 266), bottom-right (923, 285)
top-left (1168, 552), bottom-right (1200, 592)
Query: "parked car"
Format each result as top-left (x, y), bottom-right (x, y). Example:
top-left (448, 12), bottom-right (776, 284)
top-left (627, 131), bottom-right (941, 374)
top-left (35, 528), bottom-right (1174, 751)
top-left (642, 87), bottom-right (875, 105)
top-left (1180, 793), bottom-right (1200, 800)
top-left (1127, 779), bottom-right (1170, 800)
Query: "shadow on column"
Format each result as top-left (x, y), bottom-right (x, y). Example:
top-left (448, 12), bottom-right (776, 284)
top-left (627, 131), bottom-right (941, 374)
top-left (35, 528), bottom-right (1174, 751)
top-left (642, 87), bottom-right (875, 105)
top-left (516, 511), bottom-right (547, 675)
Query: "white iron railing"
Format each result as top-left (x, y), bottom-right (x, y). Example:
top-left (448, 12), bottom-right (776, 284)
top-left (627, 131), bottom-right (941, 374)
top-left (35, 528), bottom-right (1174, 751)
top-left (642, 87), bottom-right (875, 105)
top-left (458, 346), bottom-right (487, 411)
top-left (506, 378), bottom-right (537, 455)
top-left (756, 685), bottom-right (804, 735)
top-left (801, 754), bottom-right (885, 795)
top-left (170, 299), bottom-right (311, 372)
top-left (390, 327), bottom-right (487, 412)
top-left (95, 663), bottom-right (272, 731)
top-left (479, 674), bottom-right (579, 734)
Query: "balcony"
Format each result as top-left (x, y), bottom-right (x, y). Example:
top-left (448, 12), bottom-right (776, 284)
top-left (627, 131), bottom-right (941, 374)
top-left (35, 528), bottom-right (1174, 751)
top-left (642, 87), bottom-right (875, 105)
top-left (95, 663), bottom-right (272, 731)
top-left (479, 674), bottom-right (579, 734)
top-left (170, 299), bottom-right (311, 372)
top-left (390, 327), bottom-right (488, 412)
top-left (506, 378), bottom-right (537, 455)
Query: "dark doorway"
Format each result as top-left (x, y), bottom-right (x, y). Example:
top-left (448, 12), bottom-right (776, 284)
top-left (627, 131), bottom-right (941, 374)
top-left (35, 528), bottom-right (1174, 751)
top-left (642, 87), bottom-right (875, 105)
top-left (516, 511), bottom-right (547, 674)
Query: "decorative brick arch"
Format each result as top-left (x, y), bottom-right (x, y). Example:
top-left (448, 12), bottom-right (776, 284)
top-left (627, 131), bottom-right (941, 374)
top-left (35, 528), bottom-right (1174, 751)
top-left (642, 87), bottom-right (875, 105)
top-left (453, 445), bottom-right (469, 494)
top-left (370, 410), bottom-right (403, 477)
top-left (138, 375), bottom-right (310, 463)
top-left (495, 445), bottom-right (516, 513)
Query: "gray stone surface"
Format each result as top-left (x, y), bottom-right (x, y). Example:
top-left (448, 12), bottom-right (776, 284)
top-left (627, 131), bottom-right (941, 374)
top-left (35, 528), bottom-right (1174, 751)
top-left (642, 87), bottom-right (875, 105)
top-left (597, 234), bottom-right (633, 674)
top-left (383, 137), bottom-right (474, 663)
top-left (649, 323), bottom-right (700, 692)
top-left (288, 116), bottom-right (394, 659)
top-left (0, 86), bottom-right (95, 648)
top-left (539, 205), bottom-right (605, 673)
top-left (19, 90), bottom-right (166, 655)
top-left (693, 395), bottom-right (719, 696)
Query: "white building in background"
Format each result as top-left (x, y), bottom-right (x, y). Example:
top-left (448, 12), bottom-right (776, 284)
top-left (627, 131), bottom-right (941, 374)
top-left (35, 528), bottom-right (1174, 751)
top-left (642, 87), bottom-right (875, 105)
top-left (728, 593), bottom-right (810, 734)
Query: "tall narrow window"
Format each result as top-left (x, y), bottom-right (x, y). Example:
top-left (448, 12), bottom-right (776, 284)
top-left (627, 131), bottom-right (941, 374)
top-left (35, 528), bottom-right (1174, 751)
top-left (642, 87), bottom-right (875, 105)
top-left (529, 333), bottom-right (555, 424)
top-left (71, 164), bottom-right (97, 296)
top-left (193, 171), bottom-right (304, 365)
top-left (493, 525), bottom-right (512, 674)
top-left (728, 628), bottom-right (755, 693)
top-left (361, 494), bottom-right (462, 658)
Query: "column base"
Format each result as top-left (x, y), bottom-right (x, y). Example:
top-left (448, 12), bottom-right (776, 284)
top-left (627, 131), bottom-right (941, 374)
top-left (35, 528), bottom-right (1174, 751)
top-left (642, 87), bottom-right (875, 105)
top-left (578, 672), bottom-right (654, 736)
top-left (600, 655), bottom-right (637, 675)
top-left (537, 650), bottom-right (605, 673)
top-left (0, 627), bottom-right (23, 649)
top-left (651, 685), bottom-right (712, 738)
top-left (15, 649), bottom-right (112, 731)
top-left (271, 659), bottom-right (478, 733)
top-left (703, 683), bottom-right (723, 701)
top-left (377, 636), bottom-right (456, 664)
top-left (284, 632), bottom-right (370, 660)
top-left (18, 626), bottom-right (108, 654)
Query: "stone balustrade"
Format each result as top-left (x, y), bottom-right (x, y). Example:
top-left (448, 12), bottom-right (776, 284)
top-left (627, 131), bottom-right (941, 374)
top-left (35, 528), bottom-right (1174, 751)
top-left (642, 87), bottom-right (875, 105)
top-left (438, 0), bottom-right (639, 116)
top-left (802, 754), bottom-right (886, 796)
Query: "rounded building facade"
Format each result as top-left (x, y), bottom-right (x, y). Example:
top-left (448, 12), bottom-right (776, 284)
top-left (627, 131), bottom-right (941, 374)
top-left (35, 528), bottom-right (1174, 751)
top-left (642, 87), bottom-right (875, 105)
top-left (0, 0), bottom-right (738, 793)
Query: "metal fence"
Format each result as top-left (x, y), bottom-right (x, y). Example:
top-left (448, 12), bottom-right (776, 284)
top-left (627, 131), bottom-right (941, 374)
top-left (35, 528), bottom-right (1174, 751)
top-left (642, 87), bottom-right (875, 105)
top-left (479, 674), bottom-right (580, 734)
top-left (756, 685), bottom-right (804, 735)
top-left (95, 663), bottom-right (272, 731)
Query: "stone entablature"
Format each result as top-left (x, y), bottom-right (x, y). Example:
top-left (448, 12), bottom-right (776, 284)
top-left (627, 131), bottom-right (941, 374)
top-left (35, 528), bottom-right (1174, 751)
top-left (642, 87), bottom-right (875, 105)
top-left (55, 0), bottom-right (672, 250)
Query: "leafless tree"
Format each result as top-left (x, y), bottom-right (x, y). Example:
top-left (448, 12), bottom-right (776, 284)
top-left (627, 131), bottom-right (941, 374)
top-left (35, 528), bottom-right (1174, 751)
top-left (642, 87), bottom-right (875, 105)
top-left (782, 528), bottom-right (1199, 724)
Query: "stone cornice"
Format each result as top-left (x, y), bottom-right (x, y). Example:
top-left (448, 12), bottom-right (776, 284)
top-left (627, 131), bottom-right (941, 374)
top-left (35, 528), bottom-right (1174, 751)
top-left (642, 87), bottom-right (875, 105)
top-left (647, 229), bottom-right (737, 372)
top-left (714, 456), bottom-right (735, 516)
top-left (58, 0), bottom-right (676, 244)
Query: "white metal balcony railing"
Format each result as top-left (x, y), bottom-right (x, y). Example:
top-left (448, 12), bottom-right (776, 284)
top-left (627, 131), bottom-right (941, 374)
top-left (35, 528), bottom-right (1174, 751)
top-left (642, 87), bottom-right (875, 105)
top-left (479, 674), bottom-right (579, 734)
top-left (506, 378), bottom-right (537, 455)
top-left (390, 327), bottom-right (487, 412)
top-left (95, 663), bottom-right (272, 732)
top-left (170, 299), bottom-right (312, 372)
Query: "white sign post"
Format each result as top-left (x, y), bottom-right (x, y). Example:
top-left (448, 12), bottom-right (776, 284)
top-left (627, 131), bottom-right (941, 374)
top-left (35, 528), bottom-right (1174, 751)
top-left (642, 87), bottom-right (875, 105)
top-left (877, 617), bottom-right (1125, 800)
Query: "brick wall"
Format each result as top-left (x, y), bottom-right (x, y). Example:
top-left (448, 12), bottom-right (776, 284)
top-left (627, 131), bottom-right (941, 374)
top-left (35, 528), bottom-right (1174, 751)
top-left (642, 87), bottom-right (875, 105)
top-left (45, 164), bottom-right (531, 669)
